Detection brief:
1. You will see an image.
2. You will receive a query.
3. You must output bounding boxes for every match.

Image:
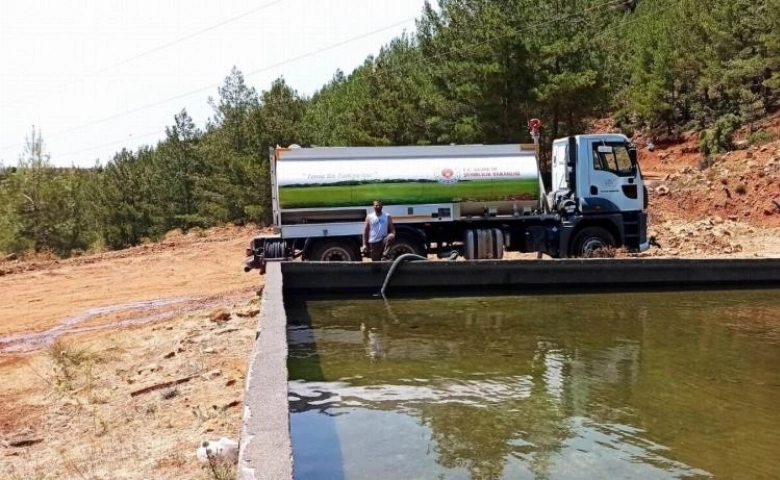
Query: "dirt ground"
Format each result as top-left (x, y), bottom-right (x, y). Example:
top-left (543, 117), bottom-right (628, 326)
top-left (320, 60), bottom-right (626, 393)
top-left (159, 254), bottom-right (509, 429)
top-left (0, 226), bottom-right (265, 479)
top-left (2, 119), bottom-right (780, 478)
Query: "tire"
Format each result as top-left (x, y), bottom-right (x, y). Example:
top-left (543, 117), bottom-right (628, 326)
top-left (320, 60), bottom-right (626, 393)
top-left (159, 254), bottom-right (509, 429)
top-left (384, 234), bottom-right (426, 260)
top-left (309, 239), bottom-right (360, 262)
top-left (571, 226), bottom-right (615, 257)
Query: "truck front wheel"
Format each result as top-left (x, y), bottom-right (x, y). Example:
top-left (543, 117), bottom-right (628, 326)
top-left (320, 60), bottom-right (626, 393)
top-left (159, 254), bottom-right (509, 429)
top-left (309, 240), bottom-right (360, 262)
top-left (571, 227), bottom-right (615, 257)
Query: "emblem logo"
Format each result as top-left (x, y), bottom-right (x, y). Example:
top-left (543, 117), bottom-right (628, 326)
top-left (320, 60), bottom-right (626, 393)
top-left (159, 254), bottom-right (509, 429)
top-left (435, 167), bottom-right (460, 185)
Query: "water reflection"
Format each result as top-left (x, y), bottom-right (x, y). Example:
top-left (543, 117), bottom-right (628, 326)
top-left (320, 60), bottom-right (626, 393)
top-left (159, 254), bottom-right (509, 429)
top-left (287, 290), bottom-right (780, 480)
top-left (361, 323), bottom-right (385, 360)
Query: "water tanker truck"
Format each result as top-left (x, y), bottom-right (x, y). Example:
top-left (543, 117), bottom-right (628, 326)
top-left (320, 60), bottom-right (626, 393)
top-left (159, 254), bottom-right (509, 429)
top-left (244, 130), bottom-right (648, 273)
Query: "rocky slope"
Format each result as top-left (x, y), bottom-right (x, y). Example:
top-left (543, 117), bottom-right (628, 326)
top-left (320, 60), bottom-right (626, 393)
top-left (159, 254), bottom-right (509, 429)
top-left (635, 116), bottom-right (780, 257)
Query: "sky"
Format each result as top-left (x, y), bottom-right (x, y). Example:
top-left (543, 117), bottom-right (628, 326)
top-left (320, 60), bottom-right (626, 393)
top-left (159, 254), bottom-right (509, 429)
top-left (0, 0), bottom-right (428, 168)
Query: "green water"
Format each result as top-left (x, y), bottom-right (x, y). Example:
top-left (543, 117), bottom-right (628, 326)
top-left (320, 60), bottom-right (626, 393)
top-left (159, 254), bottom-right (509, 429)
top-left (287, 290), bottom-right (780, 480)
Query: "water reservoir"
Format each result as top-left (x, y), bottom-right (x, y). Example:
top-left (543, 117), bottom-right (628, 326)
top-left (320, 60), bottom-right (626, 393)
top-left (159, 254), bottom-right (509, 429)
top-left (286, 289), bottom-right (780, 479)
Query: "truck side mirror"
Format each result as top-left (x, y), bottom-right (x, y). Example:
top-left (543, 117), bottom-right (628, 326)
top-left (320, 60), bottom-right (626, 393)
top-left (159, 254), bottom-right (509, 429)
top-left (628, 146), bottom-right (638, 175)
top-left (628, 145), bottom-right (637, 165)
top-left (567, 137), bottom-right (577, 168)
top-left (567, 137), bottom-right (577, 189)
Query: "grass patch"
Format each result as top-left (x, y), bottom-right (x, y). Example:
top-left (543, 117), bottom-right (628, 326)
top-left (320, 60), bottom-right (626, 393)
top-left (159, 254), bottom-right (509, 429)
top-left (203, 455), bottom-right (237, 480)
top-left (583, 246), bottom-right (618, 258)
top-left (46, 338), bottom-right (101, 393)
top-left (161, 385), bottom-right (180, 400)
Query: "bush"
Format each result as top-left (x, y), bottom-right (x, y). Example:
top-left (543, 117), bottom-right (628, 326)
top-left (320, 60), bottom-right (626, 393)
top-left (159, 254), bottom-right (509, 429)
top-left (700, 114), bottom-right (741, 156)
top-left (748, 129), bottom-right (777, 145)
top-left (583, 246), bottom-right (617, 258)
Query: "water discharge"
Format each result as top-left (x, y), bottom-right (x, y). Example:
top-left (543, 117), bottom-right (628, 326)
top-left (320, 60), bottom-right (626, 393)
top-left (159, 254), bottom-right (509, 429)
top-left (0, 296), bottom-right (217, 352)
top-left (287, 289), bottom-right (780, 480)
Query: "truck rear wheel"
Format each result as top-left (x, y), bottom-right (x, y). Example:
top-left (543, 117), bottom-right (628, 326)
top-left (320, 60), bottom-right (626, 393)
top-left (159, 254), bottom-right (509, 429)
top-left (385, 234), bottom-right (426, 259)
top-left (571, 227), bottom-right (615, 257)
top-left (309, 240), bottom-right (360, 262)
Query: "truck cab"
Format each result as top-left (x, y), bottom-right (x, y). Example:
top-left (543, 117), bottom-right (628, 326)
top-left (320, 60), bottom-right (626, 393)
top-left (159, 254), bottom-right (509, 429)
top-left (551, 134), bottom-right (648, 255)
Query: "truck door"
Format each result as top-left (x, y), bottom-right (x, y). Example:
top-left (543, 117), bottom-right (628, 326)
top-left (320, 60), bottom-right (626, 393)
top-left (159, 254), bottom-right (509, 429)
top-left (583, 140), bottom-right (643, 213)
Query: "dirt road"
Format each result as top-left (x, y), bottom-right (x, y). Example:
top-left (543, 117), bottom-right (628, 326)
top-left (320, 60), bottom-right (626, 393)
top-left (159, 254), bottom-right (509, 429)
top-left (0, 226), bottom-right (262, 338)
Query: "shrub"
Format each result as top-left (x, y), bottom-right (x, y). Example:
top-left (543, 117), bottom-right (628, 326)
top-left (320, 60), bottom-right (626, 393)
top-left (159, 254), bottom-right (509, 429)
top-left (46, 338), bottom-right (100, 392)
top-left (700, 114), bottom-right (741, 156)
top-left (748, 129), bottom-right (777, 145)
top-left (584, 246), bottom-right (617, 258)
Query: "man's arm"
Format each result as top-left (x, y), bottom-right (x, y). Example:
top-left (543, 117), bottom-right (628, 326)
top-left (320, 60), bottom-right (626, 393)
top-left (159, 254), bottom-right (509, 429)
top-left (362, 217), bottom-right (370, 249)
top-left (386, 215), bottom-right (396, 241)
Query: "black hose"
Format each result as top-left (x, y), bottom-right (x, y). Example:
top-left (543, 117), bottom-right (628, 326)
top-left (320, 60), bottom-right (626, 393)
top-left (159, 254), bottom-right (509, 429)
top-left (380, 253), bottom-right (427, 300)
top-left (265, 241), bottom-right (284, 259)
top-left (379, 251), bottom-right (459, 299)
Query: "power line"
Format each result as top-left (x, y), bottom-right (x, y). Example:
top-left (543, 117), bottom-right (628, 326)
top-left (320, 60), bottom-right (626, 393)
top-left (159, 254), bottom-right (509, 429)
top-left (258, 0), bottom-right (632, 109)
top-left (0, 0), bottom-right (288, 110)
top-left (351, 0), bottom-right (629, 82)
top-left (57, 129), bottom-right (166, 160)
top-left (7, 0), bottom-right (634, 162)
top-left (245, 0), bottom-right (642, 139)
top-left (30, 18), bottom-right (419, 162)
top-left (54, 0), bottom-right (627, 147)
top-left (1, 16), bottom-right (417, 157)
top-left (245, 17), bottom-right (415, 79)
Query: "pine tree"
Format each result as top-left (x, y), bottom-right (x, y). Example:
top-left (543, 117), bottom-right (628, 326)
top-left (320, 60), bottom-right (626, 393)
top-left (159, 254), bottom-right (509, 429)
top-left (155, 109), bottom-right (206, 231)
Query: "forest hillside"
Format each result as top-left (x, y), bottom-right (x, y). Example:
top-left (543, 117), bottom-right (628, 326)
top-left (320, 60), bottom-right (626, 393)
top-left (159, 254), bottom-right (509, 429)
top-left (1, 0), bottom-right (778, 258)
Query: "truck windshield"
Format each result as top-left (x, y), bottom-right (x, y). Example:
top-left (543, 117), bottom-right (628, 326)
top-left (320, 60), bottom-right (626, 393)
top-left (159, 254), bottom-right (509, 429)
top-left (591, 142), bottom-right (634, 176)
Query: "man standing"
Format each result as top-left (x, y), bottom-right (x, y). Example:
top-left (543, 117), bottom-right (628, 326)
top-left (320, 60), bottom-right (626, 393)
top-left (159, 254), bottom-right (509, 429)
top-left (362, 200), bottom-right (395, 261)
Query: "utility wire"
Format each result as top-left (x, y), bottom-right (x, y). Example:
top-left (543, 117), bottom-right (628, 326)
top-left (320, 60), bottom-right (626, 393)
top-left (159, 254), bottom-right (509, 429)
top-left (50, 0), bottom-right (633, 162)
top-left (0, 16), bottom-right (417, 156)
top-left (66, 0), bottom-right (628, 141)
top-left (6, 0), bottom-right (633, 161)
top-left (244, 17), bottom-right (415, 79)
top-left (250, 0), bottom-right (635, 115)
top-left (231, 0), bottom-right (633, 107)
top-left (57, 130), bottom-right (166, 160)
top-left (0, 0), bottom-right (287, 109)
top-left (352, 0), bottom-right (630, 82)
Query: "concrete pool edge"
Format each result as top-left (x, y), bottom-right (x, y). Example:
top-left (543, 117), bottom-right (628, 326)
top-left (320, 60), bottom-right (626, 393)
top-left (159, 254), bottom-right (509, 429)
top-left (238, 262), bottom-right (293, 480)
top-left (280, 257), bottom-right (780, 293)
top-left (238, 257), bottom-right (780, 478)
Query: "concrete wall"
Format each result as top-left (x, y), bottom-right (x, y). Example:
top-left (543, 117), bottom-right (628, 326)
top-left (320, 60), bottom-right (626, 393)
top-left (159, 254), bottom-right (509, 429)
top-left (280, 257), bottom-right (780, 294)
top-left (238, 257), bottom-right (780, 478)
top-left (238, 262), bottom-right (293, 480)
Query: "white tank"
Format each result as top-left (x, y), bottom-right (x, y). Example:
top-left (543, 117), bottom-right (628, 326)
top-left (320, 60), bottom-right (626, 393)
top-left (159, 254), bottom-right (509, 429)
top-left (274, 144), bottom-right (541, 210)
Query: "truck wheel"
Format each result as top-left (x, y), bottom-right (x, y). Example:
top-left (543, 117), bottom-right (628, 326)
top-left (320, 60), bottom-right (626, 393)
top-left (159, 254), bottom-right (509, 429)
top-left (385, 235), bottom-right (426, 259)
top-left (309, 240), bottom-right (360, 262)
top-left (571, 227), bottom-right (615, 257)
